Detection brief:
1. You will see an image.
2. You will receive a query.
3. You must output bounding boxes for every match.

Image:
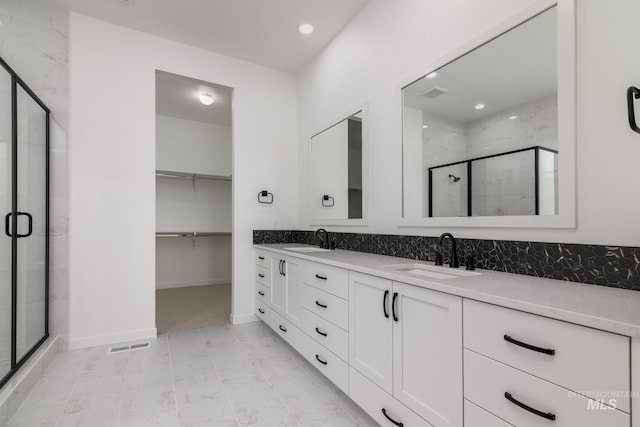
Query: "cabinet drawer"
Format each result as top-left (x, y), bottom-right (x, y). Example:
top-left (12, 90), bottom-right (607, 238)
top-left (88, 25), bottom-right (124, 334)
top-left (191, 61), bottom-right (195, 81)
top-left (464, 299), bottom-right (630, 412)
top-left (256, 300), bottom-right (270, 323)
top-left (256, 265), bottom-right (270, 287)
top-left (302, 334), bottom-right (349, 394)
top-left (256, 251), bottom-right (269, 268)
top-left (301, 262), bottom-right (348, 299)
top-left (349, 367), bottom-right (430, 427)
top-left (301, 308), bottom-right (348, 361)
top-left (300, 283), bottom-right (348, 331)
top-left (267, 310), bottom-right (302, 353)
top-left (464, 400), bottom-right (511, 427)
top-left (256, 283), bottom-right (270, 304)
top-left (464, 350), bottom-right (630, 427)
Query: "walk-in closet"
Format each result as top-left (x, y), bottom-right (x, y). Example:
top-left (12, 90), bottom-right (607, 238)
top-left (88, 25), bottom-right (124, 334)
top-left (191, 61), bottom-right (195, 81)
top-left (155, 71), bottom-right (232, 334)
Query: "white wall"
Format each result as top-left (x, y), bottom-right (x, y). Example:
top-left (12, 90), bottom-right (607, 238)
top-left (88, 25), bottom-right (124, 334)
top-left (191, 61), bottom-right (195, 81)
top-left (156, 115), bottom-right (232, 176)
top-left (68, 13), bottom-right (298, 349)
top-left (298, 0), bottom-right (640, 246)
top-left (156, 235), bottom-right (231, 289)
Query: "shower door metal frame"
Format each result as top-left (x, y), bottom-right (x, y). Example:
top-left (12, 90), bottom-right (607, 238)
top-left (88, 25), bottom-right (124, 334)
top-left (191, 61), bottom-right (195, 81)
top-left (0, 56), bottom-right (50, 390)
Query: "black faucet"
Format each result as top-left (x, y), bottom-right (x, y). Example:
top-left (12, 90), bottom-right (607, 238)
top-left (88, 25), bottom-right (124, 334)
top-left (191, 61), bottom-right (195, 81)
top-left (315, 228), bottom-right (329, 249)
top-left (438, 232), bottom-right (459, 268)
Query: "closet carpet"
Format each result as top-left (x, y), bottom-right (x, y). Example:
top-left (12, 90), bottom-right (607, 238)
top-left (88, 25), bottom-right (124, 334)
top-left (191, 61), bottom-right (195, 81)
top-left (156, 284), bottom-right (231, 334)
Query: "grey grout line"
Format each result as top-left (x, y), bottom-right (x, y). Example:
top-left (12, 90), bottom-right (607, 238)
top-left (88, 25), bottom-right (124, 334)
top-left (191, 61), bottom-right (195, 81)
top-left (166, 333), bottom-right (185, 427)
top-left (198, 325), bottom-right (242, 427)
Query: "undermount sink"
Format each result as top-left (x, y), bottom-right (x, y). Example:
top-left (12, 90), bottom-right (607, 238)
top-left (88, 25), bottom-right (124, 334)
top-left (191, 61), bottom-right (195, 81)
top-left (380, 263), bottom-right (481, 279)
top-left (284, 246), bottom-right (332, 253)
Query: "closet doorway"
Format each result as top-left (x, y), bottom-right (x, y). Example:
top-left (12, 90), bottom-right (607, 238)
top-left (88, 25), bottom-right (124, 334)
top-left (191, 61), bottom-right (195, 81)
top-left (154, 71), bottom-right (233, 334)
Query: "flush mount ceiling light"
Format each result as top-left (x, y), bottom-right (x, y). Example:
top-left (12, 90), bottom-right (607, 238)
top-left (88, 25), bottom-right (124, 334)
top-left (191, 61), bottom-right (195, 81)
top-left (298, 23), bottom-right (314, 35)
top-left (426, 72), bottom-right (438, 79)
top-left (508, 115), bottom-right (518, 120)
top-left (474, 103), bottom-right (485, 110)
top-left (422, 125), bottom-right (429, 129)
top-left (199, 93), bottom-right (214, 105)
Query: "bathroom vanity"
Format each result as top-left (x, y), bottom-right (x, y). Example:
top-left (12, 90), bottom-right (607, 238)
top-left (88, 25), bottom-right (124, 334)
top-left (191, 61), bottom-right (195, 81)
top-left (254, 244), bottom-right (640, 427)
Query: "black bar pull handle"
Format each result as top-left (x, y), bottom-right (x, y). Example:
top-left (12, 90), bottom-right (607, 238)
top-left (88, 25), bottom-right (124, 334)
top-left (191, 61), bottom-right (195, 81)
top-left (315, 274), bottom-right (327, 280)
top-left (5, 213), bottom-right (12, 237)
top-left (258, 273), bottom-right (265, 278)
top-left (628, 86), bottom-right (640, 134)
top-left (282, 260), bottom-right (286, 276)
top-left (16, 212), bottom-right (32, 238)
top-left (279, 325), bottom-right (287, 333)
top-left (315, 300), bottom-right (328, 309)
top-left (258, 256), bottom-right (265, 260)
top-left (315, 354), bottom-right (328, 365)
top-left (258, 308), bottom-right (265, 314)
top-left (258, 290), bottom-right (265, 296)
top-left (383, 290), bottom-right (390, 319)
top-left (381, 409), bottom-right (404, 427)
top-left (315, 327), bottom-right (327, 337)
top-left (504, 334), bottom-right (555, 356)
top-left (504, 392), bottom-right (556, 421)
top-left (392, 292), bottom-right (399, 322)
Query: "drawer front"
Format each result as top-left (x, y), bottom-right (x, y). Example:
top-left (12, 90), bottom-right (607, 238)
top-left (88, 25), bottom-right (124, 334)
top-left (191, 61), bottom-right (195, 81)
top-left (268, 310), bottom-right (302, 353)
top-left (256, 299), bottom-right (271, 323)
top-left (464, 299), bottom-right (630, 412)
top-left (464, 400), bottom-right (512, 427)
top-left (349, 367), bottom-right (431, 427)
top-left (256, 283), bottom-right (270, 304)
top-left (301, 308), bottom-right (348, 361)
top-left (256, 265), bottom-right (270, 287)
top-left (300, 283), bottom-right (348, 331)
top-left (256, 251), bottom-right (269, 268)
top-left (464, 350), bottom-right (630, 427)
top-left (302, 334), bottom-right (349, 394)
top-left (301, 261), bottom-right (348, 300)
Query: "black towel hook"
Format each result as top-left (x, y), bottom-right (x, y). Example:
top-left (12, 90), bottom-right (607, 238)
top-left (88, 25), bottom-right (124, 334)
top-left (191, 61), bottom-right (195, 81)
top-left (627, 86), bottom-right (640, 134)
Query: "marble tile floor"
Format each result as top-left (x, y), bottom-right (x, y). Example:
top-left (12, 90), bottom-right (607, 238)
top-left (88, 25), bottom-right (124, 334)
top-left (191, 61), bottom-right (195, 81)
top-left (7, 322), bottom-right (378, 427)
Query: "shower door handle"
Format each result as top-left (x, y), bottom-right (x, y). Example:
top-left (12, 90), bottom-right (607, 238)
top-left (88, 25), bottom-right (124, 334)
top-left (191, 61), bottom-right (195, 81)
top-left (628, 86), bottom-right (640, 134)
top-left (5, 213), bottom-right (12, 237)
top-left (16, 212), bottom-right (33, 238)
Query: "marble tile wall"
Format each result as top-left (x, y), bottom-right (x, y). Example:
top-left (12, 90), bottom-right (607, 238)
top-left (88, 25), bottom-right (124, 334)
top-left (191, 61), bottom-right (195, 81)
top-left (253, 230), bottom-right (640, 291)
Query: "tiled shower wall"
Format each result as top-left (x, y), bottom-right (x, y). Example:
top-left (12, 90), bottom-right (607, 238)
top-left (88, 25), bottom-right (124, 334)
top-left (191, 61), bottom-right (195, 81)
top-left (253, 230), bottom-right (640, 291)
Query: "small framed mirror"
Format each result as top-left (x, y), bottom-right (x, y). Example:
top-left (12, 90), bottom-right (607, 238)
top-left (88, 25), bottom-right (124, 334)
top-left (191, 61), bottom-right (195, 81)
top-left (401, 0), bottom-right (575, 228)
top-left (310, 104), bottom-right (368, 225)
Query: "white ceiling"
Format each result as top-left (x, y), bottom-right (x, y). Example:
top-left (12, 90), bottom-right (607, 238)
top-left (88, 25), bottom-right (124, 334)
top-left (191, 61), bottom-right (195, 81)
top-left (44, 0), bottom-right (370, 73)
top-left (156, 71), bottom-right (233, 126)
top-left (403, 6), bottom-right (557, 123)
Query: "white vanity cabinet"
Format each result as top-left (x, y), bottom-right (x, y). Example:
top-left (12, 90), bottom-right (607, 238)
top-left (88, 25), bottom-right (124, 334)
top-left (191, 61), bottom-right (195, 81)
top-left (349, 272), bottom-right (463, 427)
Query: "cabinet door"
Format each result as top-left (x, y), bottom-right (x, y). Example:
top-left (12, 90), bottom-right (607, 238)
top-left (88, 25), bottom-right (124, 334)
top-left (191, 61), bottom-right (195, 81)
top-left (392, 282), bottom-right (463, 427)
top-left (349, 272), bottom-right (393, 393)
top-left (283, 257), bottom-right (302, 326)
top-left (271, 257), bottom-right (285, 312)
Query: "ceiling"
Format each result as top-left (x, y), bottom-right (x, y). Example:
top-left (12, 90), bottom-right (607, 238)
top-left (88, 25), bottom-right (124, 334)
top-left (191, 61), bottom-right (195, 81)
top-left (45, 0), bottom-right (370, 73)
top-left (156, 71), bottom-right (233, 126)
top-left (403, 6), bottom-right (557, 123)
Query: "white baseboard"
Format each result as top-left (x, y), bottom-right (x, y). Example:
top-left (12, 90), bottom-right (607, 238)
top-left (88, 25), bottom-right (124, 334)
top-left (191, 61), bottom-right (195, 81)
top-left (230, 313), bottom-right (258, 325)
top-left (155, 278), bottom-right (231, 290)
top-left (68, 327), bottom-right (157, 350)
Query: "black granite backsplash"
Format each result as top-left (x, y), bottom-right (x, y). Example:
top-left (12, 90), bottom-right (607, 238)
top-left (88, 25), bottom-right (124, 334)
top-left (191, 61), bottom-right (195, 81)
top-left (253, 230), bottom-right (640, 291)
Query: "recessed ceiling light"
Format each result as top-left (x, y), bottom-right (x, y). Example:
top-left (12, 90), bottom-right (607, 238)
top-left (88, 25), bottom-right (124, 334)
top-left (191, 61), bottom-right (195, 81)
top-left (426, 72), bottom-right (437, 79)
top-left (508, 115), bottom-right (518, 120)
top-left (199, 93), bottom-right (214, 105)
top-left (474, 103), bottom-right (485, 110)
top-left (298, 23), bottom-right (314, 35)
top-left (422, 125), bottom-right (428, 129)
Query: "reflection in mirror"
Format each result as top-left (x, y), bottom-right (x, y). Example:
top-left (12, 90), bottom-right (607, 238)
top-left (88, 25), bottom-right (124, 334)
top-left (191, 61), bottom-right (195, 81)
top-left (310, 111), bottom-right (363, 220)
top-left (403, 6), bottom-right (558, 218)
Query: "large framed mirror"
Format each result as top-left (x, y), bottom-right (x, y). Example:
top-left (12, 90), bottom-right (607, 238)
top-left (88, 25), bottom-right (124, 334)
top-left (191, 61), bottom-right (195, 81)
top-left (310, 104), bottom-right (368, 225)
top-left (400, 0), bottom-right (575, 228)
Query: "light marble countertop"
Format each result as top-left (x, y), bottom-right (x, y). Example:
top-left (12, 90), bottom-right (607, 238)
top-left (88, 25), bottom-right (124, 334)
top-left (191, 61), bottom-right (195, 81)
top-left (255, 243), bottom-right (640, 338)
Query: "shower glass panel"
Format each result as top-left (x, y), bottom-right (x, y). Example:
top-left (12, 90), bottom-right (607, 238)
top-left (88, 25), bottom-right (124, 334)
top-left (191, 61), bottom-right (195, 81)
top-left (15, 85), bottom-right (47, 361)
top-left (0, 63), bottom-right (11, 380)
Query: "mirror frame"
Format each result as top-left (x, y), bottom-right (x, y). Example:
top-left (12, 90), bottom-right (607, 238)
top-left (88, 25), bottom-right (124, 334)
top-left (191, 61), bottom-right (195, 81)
top-left (309, 102), bottom-right (369, 226)
top-left (397, 0), bottom-right (575, 228)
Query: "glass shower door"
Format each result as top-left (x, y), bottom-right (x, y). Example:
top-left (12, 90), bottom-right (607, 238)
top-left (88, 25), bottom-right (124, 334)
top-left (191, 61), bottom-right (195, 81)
top-left (0, 61), bottom-right (11, 379)
top-left (15, 84), bottom-right (47, 362)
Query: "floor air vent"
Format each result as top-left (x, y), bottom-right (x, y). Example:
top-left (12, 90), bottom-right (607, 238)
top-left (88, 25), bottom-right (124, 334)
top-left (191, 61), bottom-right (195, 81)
top-left (107, 342), bottom-right (150, 354)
